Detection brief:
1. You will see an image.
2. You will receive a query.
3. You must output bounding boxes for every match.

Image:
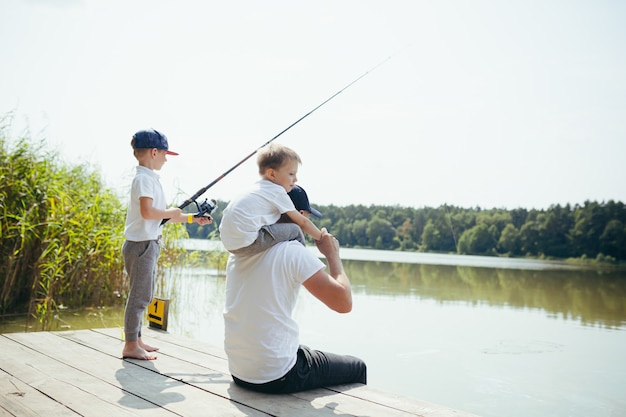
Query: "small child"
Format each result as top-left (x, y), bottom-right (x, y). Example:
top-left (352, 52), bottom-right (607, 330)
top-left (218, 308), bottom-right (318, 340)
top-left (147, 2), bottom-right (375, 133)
top-left (122, 129), bottom-right (212, 360)
top-left (219, 143), bottom-right (323, 256)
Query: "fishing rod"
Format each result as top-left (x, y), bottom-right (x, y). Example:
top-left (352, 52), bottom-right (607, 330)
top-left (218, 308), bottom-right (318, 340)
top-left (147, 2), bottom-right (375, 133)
top-left (162, 54), bottom-right (394, 225)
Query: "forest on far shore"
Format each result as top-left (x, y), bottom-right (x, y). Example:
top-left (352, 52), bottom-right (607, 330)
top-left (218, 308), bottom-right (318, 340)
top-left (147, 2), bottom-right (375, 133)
top-left (4, 116), bottom-right (622, 268)
top-left (3, 121), bottom-right (624, 325)
top-left (187, 199), bottom-right (626, 263)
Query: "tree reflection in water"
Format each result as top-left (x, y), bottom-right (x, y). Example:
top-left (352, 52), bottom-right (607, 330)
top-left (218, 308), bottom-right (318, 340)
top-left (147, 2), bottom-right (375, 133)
top-left (344, 260), bottom-right (626, 329)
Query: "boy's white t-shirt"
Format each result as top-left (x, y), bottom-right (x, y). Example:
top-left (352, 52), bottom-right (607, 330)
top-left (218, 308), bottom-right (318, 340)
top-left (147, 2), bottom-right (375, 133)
top-left (219, 179), bottom-right (297, 251)
top-left (223, 241), bottom-right (325, 383)
top-left (124, 166), bottom-right (166, 241)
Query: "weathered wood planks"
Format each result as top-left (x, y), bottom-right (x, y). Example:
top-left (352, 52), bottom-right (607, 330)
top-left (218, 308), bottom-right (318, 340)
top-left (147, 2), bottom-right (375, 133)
top-left (0, 328), bottom-right (480, 417)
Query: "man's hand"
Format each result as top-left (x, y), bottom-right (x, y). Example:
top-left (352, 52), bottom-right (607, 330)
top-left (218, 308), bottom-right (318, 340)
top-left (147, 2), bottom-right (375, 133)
top-left (315, 228), bottom-right (340, 259)
top-left (306, 227), bottom-right (352, 313)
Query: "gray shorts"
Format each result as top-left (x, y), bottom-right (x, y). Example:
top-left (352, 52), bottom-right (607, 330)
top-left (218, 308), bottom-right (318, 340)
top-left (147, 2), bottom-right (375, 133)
top-left (230, 223), bottom-right (305, 256)
top-left (122, 239), bottom-right (160, 342)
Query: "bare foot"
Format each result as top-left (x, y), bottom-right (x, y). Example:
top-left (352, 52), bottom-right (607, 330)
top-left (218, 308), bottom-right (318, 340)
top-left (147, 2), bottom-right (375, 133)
top-left (122, 341), bottom-right (157, 360)
top-left (138, 338), bottom-right (159, 352)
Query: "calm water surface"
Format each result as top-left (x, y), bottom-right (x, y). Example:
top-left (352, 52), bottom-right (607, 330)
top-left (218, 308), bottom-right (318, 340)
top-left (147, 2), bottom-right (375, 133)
top-left (3, 248), bottom-right (625, 417)
top-left (158, 248), bottom-right (626, 417)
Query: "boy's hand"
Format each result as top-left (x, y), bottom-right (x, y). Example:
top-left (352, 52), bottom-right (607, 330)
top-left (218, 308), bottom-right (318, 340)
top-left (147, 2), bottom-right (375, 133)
top-left (195, 215), bottom-right (213, 226)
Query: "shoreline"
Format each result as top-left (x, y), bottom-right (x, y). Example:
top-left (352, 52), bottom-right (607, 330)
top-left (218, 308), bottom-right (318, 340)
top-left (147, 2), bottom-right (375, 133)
top-left (180, 239), bottom-right (590, 271)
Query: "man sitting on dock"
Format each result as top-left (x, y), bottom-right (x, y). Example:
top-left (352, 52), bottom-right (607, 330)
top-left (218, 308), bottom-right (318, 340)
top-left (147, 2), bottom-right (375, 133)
top-left (223, 185), bottom-right (367, 393)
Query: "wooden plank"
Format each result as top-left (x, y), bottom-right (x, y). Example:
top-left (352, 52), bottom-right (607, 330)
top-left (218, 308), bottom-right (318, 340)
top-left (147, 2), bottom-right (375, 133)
top-left (130, 328), bottom-right (481, 416)
top-left (128, 328), bottom-right (481, 416)
top-left (87, 328), bottom-right (462, 417)
top-left (296, 385), bottom-right (482, 417)
top-left (5, 331), bottom-right (268, 417)
top-left (60, 329), bottom-right (366, 417)
top-left (94, 327), bottom-right (228, 361)
top-left (2, 329), bottom-right (482, 417)
top-left (93, 327), bottom-right (230, 373)
top-left (0, 335), bottom-right (170, 417)
top-left (0, 370), bottom-right (78, 417)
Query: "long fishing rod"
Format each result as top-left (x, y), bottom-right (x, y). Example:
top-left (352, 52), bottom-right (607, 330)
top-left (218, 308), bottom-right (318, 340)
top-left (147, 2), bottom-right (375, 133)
top-left (162, 54), bottom-right (394, 224)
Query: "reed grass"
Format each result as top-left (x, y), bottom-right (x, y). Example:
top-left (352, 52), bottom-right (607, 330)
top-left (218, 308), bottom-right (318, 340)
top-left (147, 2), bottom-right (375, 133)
top-left (155, 221), bottom-right (229, 297)
top-left (0, 118), bottom-right (124, 329)
top-left (1, 116), bottom-right (228, 330)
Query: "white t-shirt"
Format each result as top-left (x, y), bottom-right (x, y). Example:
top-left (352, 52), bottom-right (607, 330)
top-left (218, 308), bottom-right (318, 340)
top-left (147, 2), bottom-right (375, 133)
top-left (124, 166), bottom-right (166, 241)
top-left (223, 241), bottom-right (325, 383)
top-left (219, 179), bottom-right (297, 251)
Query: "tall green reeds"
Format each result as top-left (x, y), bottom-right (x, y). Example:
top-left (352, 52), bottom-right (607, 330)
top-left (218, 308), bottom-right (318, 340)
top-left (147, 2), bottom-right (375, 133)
top-left (154, 214), bottom-right (229, 298)
top-left (1, 116), bottom-right (226, 331)
top-left (0, 118), bottom-right (126, 329)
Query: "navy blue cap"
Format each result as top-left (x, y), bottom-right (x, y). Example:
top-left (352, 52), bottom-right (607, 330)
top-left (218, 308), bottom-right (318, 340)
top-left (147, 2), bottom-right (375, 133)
top-left (288, 185), bottom-right (322, 218)
top-left (132, 129), bottom-right (179, 155)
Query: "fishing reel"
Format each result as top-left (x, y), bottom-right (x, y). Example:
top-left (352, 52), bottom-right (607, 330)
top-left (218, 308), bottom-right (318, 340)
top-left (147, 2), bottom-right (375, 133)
top-left (192, 198), bottom-right (218, 218)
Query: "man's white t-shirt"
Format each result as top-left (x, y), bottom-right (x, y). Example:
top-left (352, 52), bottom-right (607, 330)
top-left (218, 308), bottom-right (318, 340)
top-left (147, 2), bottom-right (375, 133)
top-left (219, 179), bottom-right (296, 251)
top-left (223, 241), bottom-right (325, 383)
top-left (124, 166), bottom-right (165, 241)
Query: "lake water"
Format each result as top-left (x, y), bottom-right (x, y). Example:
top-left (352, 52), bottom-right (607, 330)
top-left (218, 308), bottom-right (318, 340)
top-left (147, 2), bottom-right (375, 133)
top-left (2, 245), bottom-right (625, 417)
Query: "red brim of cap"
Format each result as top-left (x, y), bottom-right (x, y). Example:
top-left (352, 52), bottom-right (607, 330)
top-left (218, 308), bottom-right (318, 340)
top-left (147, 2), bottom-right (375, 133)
top-left (166, 150), bottom-right (179, 156)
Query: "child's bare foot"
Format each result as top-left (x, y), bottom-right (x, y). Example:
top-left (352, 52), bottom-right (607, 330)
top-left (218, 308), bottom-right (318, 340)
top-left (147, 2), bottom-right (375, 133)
top-left (122, 341), bottom-right (157, 360)
top-left (138, 338), bottom-right (159, 352)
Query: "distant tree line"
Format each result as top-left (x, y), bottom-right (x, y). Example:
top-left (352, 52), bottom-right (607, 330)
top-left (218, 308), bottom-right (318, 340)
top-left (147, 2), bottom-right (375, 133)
top-left (2, 116), bottom-right (624, 323)
top-left (187, 200), bottom-right (626, 262)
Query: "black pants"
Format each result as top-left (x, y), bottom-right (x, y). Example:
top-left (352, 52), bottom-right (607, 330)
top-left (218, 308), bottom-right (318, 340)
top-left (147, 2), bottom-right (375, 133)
top-left (232, 345), bottom-right (367, 394)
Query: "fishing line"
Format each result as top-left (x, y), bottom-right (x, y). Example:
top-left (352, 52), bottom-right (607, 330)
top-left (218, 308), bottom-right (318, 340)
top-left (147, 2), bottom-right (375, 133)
top-left (162, 53), bottom-right (399, 225)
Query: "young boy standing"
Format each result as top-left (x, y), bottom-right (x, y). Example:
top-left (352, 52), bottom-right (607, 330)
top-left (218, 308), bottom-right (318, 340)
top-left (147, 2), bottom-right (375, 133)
top-left (219, 143), bottom-right (323, 256)
top-left (122, 129), bottom-right (212, 360)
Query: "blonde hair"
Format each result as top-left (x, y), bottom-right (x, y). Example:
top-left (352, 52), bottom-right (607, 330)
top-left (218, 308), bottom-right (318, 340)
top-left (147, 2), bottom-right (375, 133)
top-left (257, 143), bottom-right (301, 175)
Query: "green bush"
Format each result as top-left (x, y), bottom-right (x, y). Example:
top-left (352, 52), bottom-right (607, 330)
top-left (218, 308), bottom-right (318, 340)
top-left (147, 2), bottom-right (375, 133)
top-left (0, 117), bottom-right (126, 328)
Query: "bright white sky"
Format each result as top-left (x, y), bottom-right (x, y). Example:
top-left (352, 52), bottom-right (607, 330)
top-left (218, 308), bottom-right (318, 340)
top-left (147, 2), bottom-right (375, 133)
top-left (2, 0), bottom-right (625, 210)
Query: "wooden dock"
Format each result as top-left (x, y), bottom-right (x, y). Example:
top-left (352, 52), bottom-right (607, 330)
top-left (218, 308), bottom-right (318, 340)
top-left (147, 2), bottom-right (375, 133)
top-left (1, 328), bottom-right (480, 416)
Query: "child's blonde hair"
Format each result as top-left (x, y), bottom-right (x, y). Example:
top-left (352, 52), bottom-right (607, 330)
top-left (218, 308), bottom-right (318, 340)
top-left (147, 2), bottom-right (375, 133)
top-left (257, 143), bottom-right (301, 175)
